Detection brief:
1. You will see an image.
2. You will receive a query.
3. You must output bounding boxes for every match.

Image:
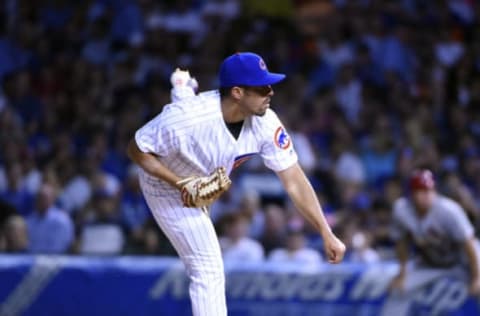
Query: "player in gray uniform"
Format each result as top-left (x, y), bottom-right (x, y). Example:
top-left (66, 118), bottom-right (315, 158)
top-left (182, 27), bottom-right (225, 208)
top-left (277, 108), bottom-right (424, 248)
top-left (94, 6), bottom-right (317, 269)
top-left (382, 169), bottom-right (480, 315)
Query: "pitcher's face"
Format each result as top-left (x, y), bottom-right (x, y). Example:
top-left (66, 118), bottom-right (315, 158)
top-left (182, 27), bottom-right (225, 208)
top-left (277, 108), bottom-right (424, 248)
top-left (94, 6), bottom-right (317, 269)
top-left (238, 85), bottom-right (274, 116)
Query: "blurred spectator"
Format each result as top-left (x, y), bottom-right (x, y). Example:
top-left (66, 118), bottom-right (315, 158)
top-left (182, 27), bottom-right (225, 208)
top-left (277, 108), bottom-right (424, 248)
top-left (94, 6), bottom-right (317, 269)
top-left (219, 212), bottom-right (264, 263)
top-left (22, 153), bottom-right (42, 195)
top-left (0, 162), bottom-right (34, 215)
top-left (368, 199), bottom-right (395, 257)
top-left (0, 199), bottom-right (16, 225)
top-left (361, 115), bottom-right (398, 186)
top-left (120, 164), bottom-right (151, 249)
top-left (81, 16), bottom-right (112, 66)
top-left (202, 0), bottom-right (240, 27)
top-left (238, 190), bottom-right (264, 239)
top-left (319, 30), bottom-right (354, 71)
top-left (26, 182), bottom-right (74, 254)
top-left (382, 24), bottom-right (418, 84)
top-left (77, 190), bottom-right (125, 255)
top-left (259, 204), bottom-right (288, 254)
top-left (6, 70), bottom-right (44, 127)
top-left (332, 116), bottom-right (366, 187)
top-left (121, 166), bottom-right (148, 225)
top-left (334, 64), bottom-right (363, 125)
top-left (354, 42), bottom-right (383, 88)
top-left (282, 114), bottom-right (317, 175)
top-left (382, 176), bottom-right (404, 207)
top-left (435, 27), bottom-right (465, 69)
top-left (142, 225), bottom-right (161, 255)
top-left (0, 21), bottom-right (32, 81)
top-left (124, 218), bottom-right (177, 256)
top-left (58, 152), bottom-right (121, 214)
top-left (209, 186), bottom-right (242, 224)
top-left (3, 215), bottom-right (28, 253)
top-left (110, 1), bottom-right (144, 43)
top-left (268, 227), bottom-right (322, 269)
top-left (56, 161), bottom-right (92, 214)
top-left (348, 231), bottom-right (380, 263)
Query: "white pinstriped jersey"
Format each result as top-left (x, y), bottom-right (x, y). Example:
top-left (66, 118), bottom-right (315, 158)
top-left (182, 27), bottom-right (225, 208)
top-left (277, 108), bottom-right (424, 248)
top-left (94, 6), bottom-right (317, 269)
top-left (135, 90), bottom-right (298, 200)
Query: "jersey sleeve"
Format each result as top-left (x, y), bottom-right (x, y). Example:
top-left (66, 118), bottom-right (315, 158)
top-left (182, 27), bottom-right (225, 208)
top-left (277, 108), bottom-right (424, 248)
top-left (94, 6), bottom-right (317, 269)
top-left (444, 200), bottom-right (474, 242)
top-left (134, 105), bottom-right (179, 156)
top-left (170, 86), bottom-right (195, 103)
top-left (258, 110), bottom-right (298, 172)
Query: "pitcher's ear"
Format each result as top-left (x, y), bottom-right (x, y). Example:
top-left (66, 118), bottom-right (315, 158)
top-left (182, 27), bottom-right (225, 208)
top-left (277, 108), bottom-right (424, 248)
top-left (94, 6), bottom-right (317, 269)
top-left (230, 86), bottom-right (244, 100)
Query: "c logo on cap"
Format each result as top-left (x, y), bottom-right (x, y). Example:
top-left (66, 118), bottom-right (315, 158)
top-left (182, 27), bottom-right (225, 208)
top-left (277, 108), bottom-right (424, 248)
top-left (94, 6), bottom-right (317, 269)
top-left (274, 126), bottom-right (291, 150)
top-left (259, 59), bottom-right (267, 70)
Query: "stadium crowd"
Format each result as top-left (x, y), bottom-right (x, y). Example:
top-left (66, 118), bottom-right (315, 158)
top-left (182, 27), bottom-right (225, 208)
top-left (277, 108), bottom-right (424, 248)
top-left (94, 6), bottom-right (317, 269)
top-left (0, 0), bottom-right (479, 267)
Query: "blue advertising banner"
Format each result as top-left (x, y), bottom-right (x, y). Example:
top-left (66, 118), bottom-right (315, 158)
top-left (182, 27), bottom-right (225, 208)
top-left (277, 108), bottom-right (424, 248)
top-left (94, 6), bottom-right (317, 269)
top-left (0, 255), bottom-right (478, 316)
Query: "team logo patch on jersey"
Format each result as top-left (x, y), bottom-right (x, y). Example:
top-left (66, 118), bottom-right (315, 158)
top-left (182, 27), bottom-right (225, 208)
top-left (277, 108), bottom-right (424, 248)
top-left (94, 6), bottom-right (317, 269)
top-left (274, 126), bottom-right (291, 150)
top-left (233, 153), bottom-right (257, 169)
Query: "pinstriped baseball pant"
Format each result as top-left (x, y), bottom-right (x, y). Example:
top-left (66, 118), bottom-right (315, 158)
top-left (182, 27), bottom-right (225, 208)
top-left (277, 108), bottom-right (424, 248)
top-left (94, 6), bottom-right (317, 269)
top-left (142, 190), bottom-right (227, 316)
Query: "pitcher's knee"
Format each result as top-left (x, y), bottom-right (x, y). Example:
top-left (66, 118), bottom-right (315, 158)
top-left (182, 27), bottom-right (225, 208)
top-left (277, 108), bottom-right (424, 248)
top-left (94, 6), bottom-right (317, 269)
top-left (187, 258), bottom-right (225, 289)
top-left (192, 264), bottom-right (224, 284)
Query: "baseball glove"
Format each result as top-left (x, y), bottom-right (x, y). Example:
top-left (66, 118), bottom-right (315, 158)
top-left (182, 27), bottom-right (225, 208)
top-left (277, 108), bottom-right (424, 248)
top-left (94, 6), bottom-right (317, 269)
top-left (176, 167), bottom-right (232, 208)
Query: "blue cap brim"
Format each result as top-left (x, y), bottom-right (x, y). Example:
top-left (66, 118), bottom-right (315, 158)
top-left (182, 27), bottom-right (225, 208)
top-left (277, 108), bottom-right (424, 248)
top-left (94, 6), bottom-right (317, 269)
top-left (262, 73), bottom-right (286, 86)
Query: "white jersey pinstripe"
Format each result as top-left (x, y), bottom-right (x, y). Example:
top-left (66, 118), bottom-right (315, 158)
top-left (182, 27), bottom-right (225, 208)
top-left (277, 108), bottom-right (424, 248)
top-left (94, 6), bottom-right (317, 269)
top-left (135, 90), bottom-right (298, 202)
top-left (134, 89), bottom-right (297, 316)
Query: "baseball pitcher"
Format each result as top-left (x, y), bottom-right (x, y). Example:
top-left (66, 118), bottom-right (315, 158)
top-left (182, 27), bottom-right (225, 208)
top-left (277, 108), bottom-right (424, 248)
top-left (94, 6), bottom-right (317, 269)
top-left (127, 52), bottom-right (346, 316)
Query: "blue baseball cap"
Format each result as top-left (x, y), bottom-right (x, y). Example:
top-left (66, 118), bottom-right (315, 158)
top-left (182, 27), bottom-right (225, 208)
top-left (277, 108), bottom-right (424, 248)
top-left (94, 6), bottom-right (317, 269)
top-left (219, 52), bottom-right (286, 87)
